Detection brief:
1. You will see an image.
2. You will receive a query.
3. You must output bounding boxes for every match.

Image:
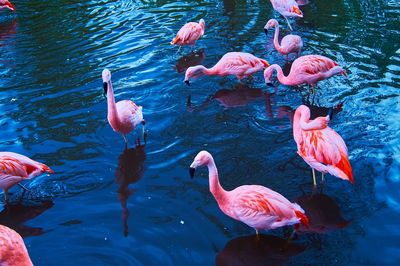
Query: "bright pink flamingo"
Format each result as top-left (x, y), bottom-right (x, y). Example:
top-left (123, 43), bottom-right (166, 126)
top-left (269, 0), bottom-right (303, 31)
top-left (102, 69), bottom-right (146, 145)
top-left (171, 19), bottom-right (205, 50)
top-left (0, 152), bottom-right (53, 202)
top-left (264, 55), bottom-right (346, 88)
top-left (264, 19), bottom-right (303, 60)
top-left (0, 225), bottom-right (32, 266)
top-left (184, 52), bottom-right (269, 85)
top-left (189, 151), bottom-right (309, 235)
top-left (293, 105), bottom-right (353, 187)
top-left (0, 0), bottom-right (15, 11)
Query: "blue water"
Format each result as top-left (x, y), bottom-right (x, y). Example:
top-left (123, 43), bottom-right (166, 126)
top-left (0, 0), bottom-right (399, 265)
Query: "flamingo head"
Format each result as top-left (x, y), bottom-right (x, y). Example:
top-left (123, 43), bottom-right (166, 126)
top-left (189, 150), bottom-right (213, 178)
top-left (1, 0), bottom-right (15, 12)
top-left (184, 65), bottom-right (205, 86)
top-left (263, 19), bottom-right (278, 35)
top-left (263, 66), bottom-right (274, 86)
top-left (102, 69), bottom-right (111, 96)
top-left (291, 6), bottom-right (303, 18)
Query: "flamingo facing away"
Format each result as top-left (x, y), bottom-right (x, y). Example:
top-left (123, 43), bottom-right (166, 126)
top-left (0, 225), bottom-right (32, 266)
top-left (189, 151), bottom-right (309, 235)
top-left (269, 0), bottom-right (303, 31)
top-left (0, 152), bottom-right (53, 202)
top-left (264, 55), bottom-right (346, 88)
top-left (293, 105), bottom-right (353, 187)
top-left (102, 69), bottom-right (146, 145)
top-left (0, 0), bottom-right (15, 12)
top-left (264, 19), bottom-right (303, 60)
top-left (184, 52), bottom-right (269, 85)
top-left (171, 19), bottom-right (205, 50)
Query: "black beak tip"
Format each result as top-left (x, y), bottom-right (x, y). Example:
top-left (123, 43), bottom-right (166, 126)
top-left (189, 167), bottom-right (195, 179)
top-left (185, 80), bottom-right (190, 86)
top-left (327, 107), bottom-right (333, 120)
top-left (264, 28), bottom-right (268, 35)
top-left (266, 82), bottom-right (274, 87)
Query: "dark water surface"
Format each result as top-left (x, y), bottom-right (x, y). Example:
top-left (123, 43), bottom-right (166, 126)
top-left (0, 0), bottom-right (399, 265)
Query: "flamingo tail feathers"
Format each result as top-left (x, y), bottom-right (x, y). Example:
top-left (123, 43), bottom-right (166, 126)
top-left (260, 59), bottom-right (270, 68)
top-left (40, 163), bottom-right (54, 174)
top-left (295, 210), bottom-right (309, 227)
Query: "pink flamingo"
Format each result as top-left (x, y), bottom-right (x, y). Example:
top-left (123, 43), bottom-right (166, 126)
top-left (0, 152), bottom-right (53, 202)
top-left (0, 225), bottom-right (32, 266)
top-left (184, 52), bottom-right (269, 85)
top-left (189, 151), bottom-right (309, 235)
top-left (102, 69), bottom-right (146, 145)
top-left (263, 55), bottom-right (346, 88)
top-left (264, 19), bottom-right (303, 60)
top-left (171, 19), bottom-right (205, 50)
top-left (0, 0), bottom-right (15, 11)
top-left (293, 105), bottom-right (353, 187)
top-left (269, 0), bottom-right (303, 31)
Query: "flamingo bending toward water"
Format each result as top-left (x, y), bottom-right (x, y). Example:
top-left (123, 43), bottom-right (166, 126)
top-left (264, 55), bottom-right (346, 88)
top-left (189, 151), bottom-right (309, 235)
top-left (102, 69), bottom-right (146, 145)
top-left (0, 0), bottom-right (15, 11)
top-left (184, 52), bottom-right (269, 85)
top-left (269, 0), bottom-right (303, 31)
top-left (264, 19), bottom-right (303, 60)
top-left (171, 19), bottom-right (205, 50)
top-left (0, 225), bottom-right (32, 266)
top-left (293, 105), bottom-right (353, 187)
top-left (0, 152), bottom-right (53, 202)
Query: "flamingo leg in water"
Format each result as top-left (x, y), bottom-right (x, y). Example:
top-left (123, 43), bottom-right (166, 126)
top-left (18, 183), bottom-right (29, 191)
top-left (255, 229), bottom-right (260, 241)
top-left (142, 120), bottom-right (146, 144)
top-left (312, 168), bottom-right (317, 188)
top-left (321, 172), bottom-right (325, 183)
top-left (123, 135), bottom-right (128, 144)
top-left (284, 17), bottom-right (293, 31)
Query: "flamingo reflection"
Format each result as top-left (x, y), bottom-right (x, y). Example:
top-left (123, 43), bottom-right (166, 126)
top-left (0, 200), bottom-right (54, 237)
top-left (115, 142), bottom-right (146, 236)
top-left (175, 49), bottom-right (205, 73)
top-left (295, 192), bottom-right (350, 234)
top-left (216, 234), bottom-right (306, 266)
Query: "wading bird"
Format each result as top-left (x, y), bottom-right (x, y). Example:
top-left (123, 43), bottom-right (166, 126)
top-left (102, 69), bottom-right (146, 145)
top-left (269, 0), bottom-right (303, 31)
top-left (171, 19), bottom-right (205, 50)
top-left (189, 151), bottom-right (309, 235)
top-left (0, 0), bottom-right (15, 12)
top-left (293, 105), bottom-right (353, 187)
top-left (0, 224), bottom-right (32, 266)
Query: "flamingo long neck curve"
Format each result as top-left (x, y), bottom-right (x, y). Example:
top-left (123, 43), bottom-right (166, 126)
top-left (273, 24), bottom-right (283, 53)
top-left (106, 80), bottom-right (119, 123)
top-left (271, 64), bottom-right (290, 85)
top-left (206, 158), bottom-right (226, 202)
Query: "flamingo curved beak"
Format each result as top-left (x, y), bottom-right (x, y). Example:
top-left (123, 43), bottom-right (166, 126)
top-left (5, 1), bottom-right (15, 12)
top-left (103, 82), bottom-right (108, 97)
top-left (185, 80), bottom-right (190, 86)
top-left (327, 107), bottom-right (333, 121)
top-left (264, 28), bottom-right (268, 36)
top-left (189, 167), bottom-right (195, 179)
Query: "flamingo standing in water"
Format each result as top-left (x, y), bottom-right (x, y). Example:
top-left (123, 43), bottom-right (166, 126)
top-left (184, 52), bottom-right (269, 85)
top-left (264, 19), bottom-right (303, 60)
top-left (0, 225), bottom-right (32, 266)
top-left (293, 105), bottom-right (353, 187)
top-left (0, 152), bottom-right (53, 202)
top-left (171, 19), bottom-right (205, 50)
top-left (102, 69), bottom-right (146, 145)
top-left (269, 0), bottom-right (303, 31)
top-left (189, 151), bottom-right (309, 235)
top-left (263, 55), bottom-right (346, 88)
top-left (0, 0), bottom-right (15, 11)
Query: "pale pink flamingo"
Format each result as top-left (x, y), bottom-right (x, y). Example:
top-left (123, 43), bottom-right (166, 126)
top-left (263, 55), bottom-right (346, 88)
top-left (171, 19), bottom-right (205, 50)
top-left (184, 52), bottom-right (269, 85)
top-left (0, 0), bottom-right (15, 12)
top-left (264, 19), bottom-right (303, 60)
top-left (102, 69), bottom-right (146, 145)
top-left (0, 225), bottom-right (32, 266)
top-left (293, 105), bottom-right (353, 187)
top-left (0, 152), bottom-right (53, 202)
top-left (189, 151), bottom-right (309, 235)
top-left (269, 0), bottom-right (303, 31)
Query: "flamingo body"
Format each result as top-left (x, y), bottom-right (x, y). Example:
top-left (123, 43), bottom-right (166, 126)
top-left (270, 0), bottom-right (303, 18)
top-left (0, 0), bottom-right (15, 11)
top-left (264, 55), bottom-right (346, 86)
top-left (102, 69), bottom-right (145, 144)
top-left (264, 19), bottom-right (303, 58)
top-left (0, 152), bottom-right (53, 200)
top-left (171, 19), bottom-right (205, 47)
top-left (293, 105), bottom-right (353, 183)
top-left (0, 225), bottom-right (32, 266)
top-left (189, 151), bottom-right (308, 232)
top-left (184, 52), bottom-right (269, 84)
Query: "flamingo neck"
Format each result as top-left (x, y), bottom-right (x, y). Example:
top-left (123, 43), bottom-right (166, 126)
top-left (273, 25), bottom-right (283, 53)
top-left (106, 81), bottom-right (119, 123)
top-left (206, 158), bottom-right (226, 201)
top-left (294, 106), bottom-right (327, 132)
top-left (271, 64), bottom-right (290, 85)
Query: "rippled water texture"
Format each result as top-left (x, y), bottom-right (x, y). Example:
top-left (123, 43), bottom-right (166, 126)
top-left (0, 0), bottom-right (399, 265)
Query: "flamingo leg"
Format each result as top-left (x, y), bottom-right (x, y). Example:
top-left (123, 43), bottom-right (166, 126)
top-left (18, 183), bottom-right (29, 191)
top-left (3, 190), bottom-right (8, 203)
top-left (123, 135), bottom-right (128, 144)
top-left (321, 172), bottom-right (325, 183)
top-left (178, 46), bottom-right (181, 53)
top-left (312, 168), bottom-right (317, 188)
top-left (284, 17), bottom-right (293, 31)
top-left (255, 229), bottom-right (260, 241)
top-left (287, 229), bottom-right (296, 243)
top-left (142, 120), bottom-right (147, 144)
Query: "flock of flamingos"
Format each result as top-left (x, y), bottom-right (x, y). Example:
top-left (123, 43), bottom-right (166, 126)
top-left (0, 0), bottom-right (354, 264)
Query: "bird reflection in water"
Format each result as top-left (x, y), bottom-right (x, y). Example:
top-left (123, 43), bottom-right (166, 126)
top-left (115, 142), bottom-right (146, 236)
top-left (295, 192), bottom-right (350, 234)
top-left (216, 234), bottom-right (306, 266)
top-left (175, 49), bottom-right (205, 73)
top-left (223, 0), bottom-right (236, 15)
top-left (0, 200), bottom-right (54, 237)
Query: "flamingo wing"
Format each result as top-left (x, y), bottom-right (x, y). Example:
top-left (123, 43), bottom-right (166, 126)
top-left (174, 22), bottom-right (202, 44)
top-left (0, 152), bottom-right (53, 179)
top-left (116, 100), bottom-right (143, 127)
top-left (295, 55), bottom-right (338, 75)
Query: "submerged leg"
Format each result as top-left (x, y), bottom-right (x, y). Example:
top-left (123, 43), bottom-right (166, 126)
top-left (18, 183), bottom-right (29, 191)
top-left (285, 17), bottom-right (293, 31)
top-left (312, 168), bottom-right (317, 189)
top-left (3, 190), bottom-right (8, 203)
top-left (321, 172), bottom-right (325, 183)
top-left (142, 120), bottom-right (147, 144)
top-left (123, 135), bottom-right (128, 144)
top-left (255, 229), bottom-right (260, 241)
